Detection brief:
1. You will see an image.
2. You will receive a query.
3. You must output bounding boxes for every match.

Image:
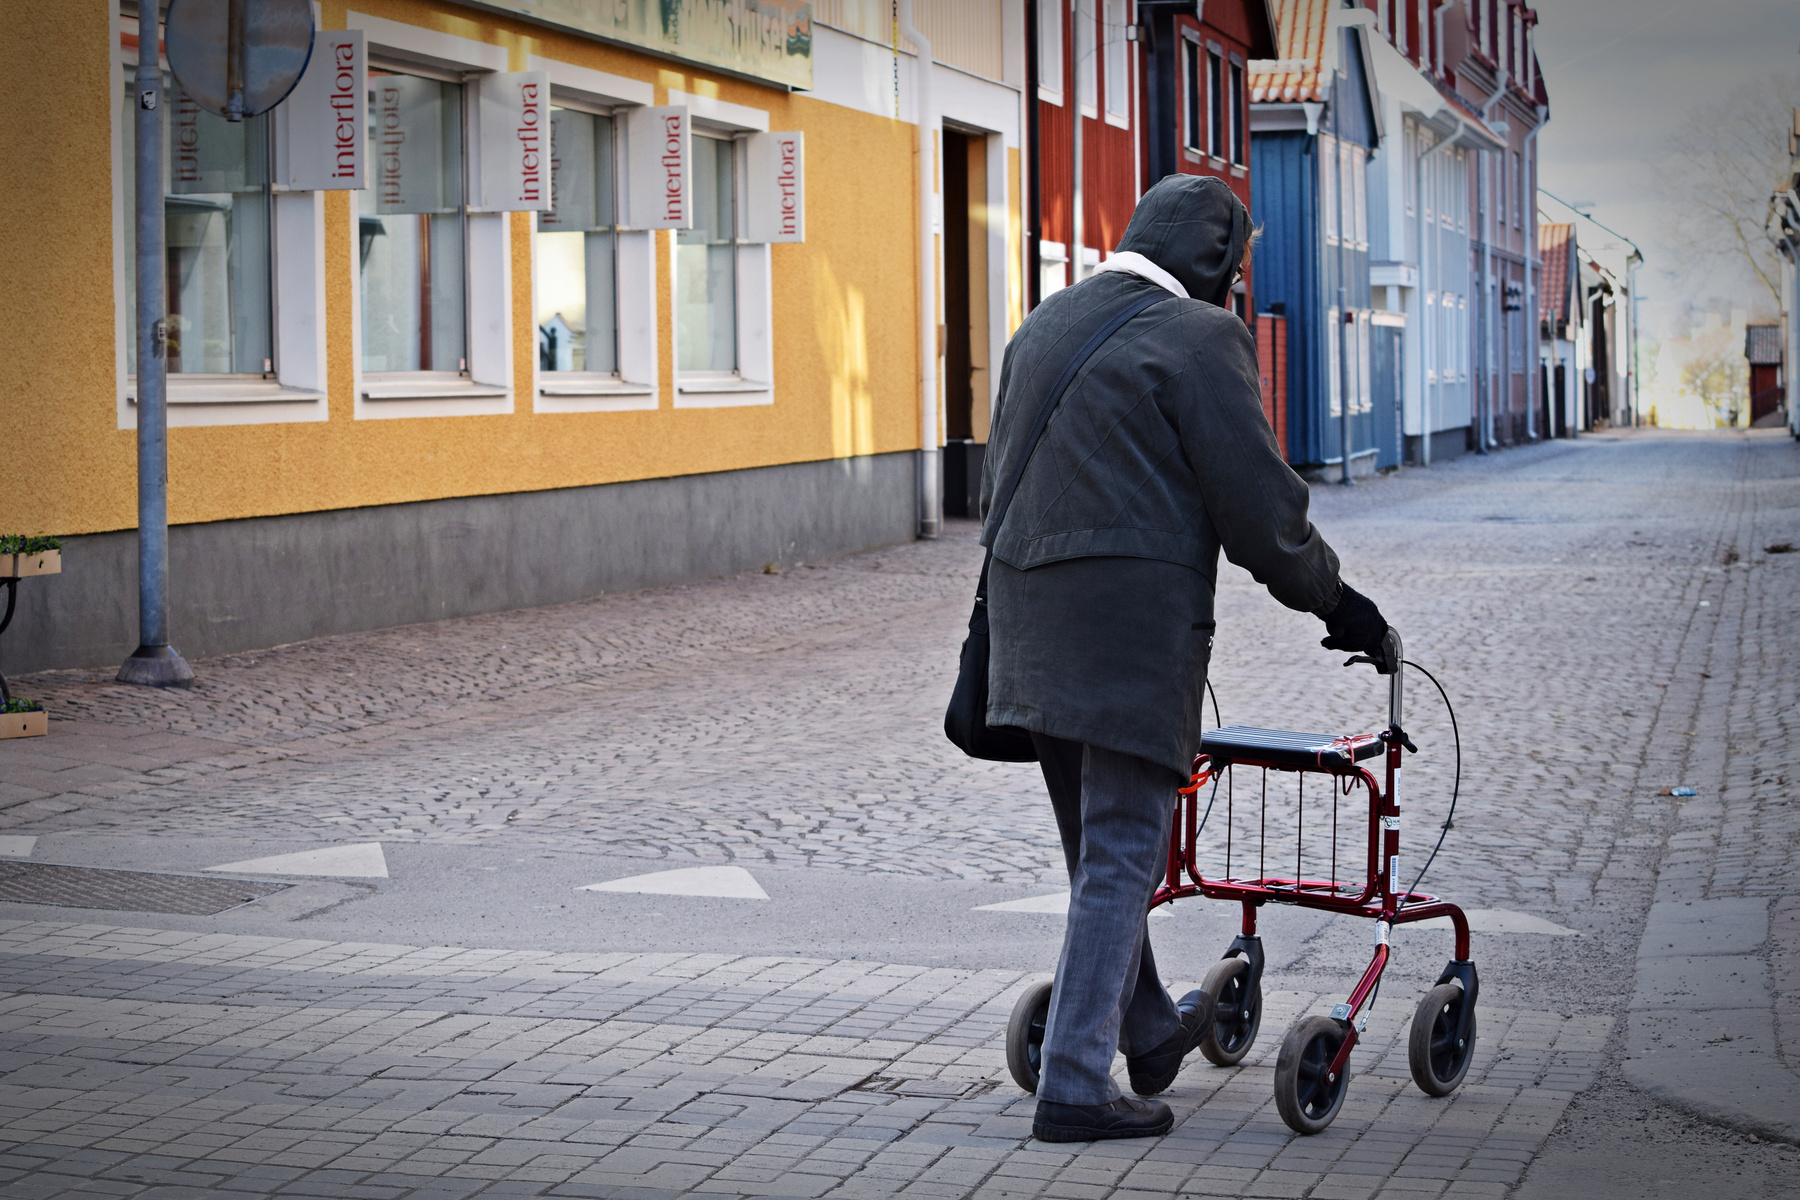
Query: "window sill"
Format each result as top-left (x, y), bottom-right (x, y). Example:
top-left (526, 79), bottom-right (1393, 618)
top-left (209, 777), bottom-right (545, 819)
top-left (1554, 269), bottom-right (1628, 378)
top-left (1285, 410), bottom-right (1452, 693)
top-left (539, 377), bottom-right (655, 398)
top-left (360, 373), bottom-right (510, 401)
top-left (127, 377), bottom-right (326, 406)
top-left (674, 376), bottom-right (773, 408)
top-left (676, 377), bottom-right (769, 395)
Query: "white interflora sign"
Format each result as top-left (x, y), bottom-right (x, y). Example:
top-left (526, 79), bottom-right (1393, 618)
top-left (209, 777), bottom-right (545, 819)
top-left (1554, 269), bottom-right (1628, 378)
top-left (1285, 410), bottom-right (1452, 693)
top-left (475, 71), bottom-right (551, 211)
top-left (625, 105), bottom-right (691, 230)
top-left (272, 30), bottom-right (365, 190)
top-left (745, 131), bottom-right (803, 243)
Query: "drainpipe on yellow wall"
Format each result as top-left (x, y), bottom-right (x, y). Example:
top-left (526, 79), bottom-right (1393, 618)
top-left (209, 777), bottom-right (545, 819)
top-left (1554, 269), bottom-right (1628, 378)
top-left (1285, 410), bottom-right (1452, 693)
top-left (900, 0), bottom-right (941, 539)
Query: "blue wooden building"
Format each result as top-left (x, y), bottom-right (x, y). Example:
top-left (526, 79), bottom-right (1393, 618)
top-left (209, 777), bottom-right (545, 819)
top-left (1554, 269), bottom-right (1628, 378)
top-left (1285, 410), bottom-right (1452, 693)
top-left (1248, 3), bottom-right (1394, 472)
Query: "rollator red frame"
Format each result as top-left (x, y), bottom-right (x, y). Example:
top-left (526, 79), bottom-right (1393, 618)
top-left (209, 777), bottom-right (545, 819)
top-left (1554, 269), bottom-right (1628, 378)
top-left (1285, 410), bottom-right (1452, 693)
top-left (1149, 629), bottom-right (1477, 1123)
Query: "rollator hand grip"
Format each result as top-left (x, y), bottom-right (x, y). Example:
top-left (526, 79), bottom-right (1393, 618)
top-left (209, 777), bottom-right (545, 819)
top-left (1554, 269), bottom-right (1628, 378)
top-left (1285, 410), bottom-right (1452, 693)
top-left (1346, 629), bottom-right (1406, 733)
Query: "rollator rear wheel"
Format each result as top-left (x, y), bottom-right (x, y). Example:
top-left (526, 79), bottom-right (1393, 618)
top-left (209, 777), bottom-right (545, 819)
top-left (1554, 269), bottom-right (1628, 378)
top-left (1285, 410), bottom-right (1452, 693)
top-left (1408, 982), bottom-right (1477, 1096)
top-left (1274, 1016), bottom-right (1350, 1134)
top-left (1197, 956), bottom-right (1262, 1066)
top-left (1005, 980), bottom-right (1053, 1094)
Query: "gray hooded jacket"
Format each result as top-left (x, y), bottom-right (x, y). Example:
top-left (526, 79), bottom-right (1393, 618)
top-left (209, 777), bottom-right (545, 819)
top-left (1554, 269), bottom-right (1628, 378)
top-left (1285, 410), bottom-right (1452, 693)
top-left (980, 176), bottom-right (1342, 775)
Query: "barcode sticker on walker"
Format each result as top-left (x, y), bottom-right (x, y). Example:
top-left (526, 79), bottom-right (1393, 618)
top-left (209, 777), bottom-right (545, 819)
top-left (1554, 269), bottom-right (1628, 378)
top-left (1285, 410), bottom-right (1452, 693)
top-left (1390, 856), bottom-right (1401, 893)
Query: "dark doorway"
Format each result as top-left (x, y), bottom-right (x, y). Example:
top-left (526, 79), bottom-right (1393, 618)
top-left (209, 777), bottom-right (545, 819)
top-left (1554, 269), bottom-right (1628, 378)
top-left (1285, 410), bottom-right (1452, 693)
top-left (1373, 320), bottom-right (1403, 470)
top-left (1554, 363), bottom-right (1567, 438)
top-left (941, 129), bottom-right (990, 518)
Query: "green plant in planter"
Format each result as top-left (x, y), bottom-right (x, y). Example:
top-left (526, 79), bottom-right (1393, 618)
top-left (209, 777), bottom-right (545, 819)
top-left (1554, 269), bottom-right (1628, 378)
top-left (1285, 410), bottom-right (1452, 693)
top-left (0, 534), bottom-right (62, 555)
top-left (2, 698), bottom-right (44, 714)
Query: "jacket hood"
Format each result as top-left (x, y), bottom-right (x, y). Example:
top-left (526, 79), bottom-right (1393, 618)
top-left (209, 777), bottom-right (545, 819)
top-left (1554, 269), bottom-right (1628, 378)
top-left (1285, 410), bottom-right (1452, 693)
top-left (1113, 175), bottom-right (1248, 308)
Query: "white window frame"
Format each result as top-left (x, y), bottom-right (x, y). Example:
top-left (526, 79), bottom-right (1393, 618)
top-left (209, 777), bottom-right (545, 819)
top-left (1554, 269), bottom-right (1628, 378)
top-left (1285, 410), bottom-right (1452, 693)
top-left (527, 56), bottom-right (657, 414)
top-left (113, 10), bottom-right (329, 430)
top-left (1037, 0), bottom-right (1064, 104)
top-left (346, 13), bottom-right (512, 420)
top-left (1327, 305), bottom-right (1343, 419)
top-left (668, 90), bottom-right (773, 409)
top-left (1074, 0), bottom-right (1097, 118)
top-left (1228, 54), bottom-right (1246, 169)
top-left (1320, 132), bottom-right (1339, 244)
top-left (1039, 238), bottom-right (1070, 299)
top-left (1181, 31), bottom-right (1203, 159)
top-left (1102, 0), bottom-right (1129, 128)
top-left (1206, 42), bottom-right (1225, 162)
top-left (1512, 150), bottom-right (1523, 230)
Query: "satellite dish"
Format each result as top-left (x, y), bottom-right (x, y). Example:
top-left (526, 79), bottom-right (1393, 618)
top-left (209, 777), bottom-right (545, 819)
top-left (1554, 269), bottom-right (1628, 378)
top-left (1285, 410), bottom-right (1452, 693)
top-left (165, 0), bottom-right (315, 122)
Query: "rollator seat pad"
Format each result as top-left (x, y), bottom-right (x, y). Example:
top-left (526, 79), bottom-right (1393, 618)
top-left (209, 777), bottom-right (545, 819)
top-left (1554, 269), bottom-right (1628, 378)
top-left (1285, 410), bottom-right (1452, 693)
top-left (1201, 725), bottom-right (1384, 770)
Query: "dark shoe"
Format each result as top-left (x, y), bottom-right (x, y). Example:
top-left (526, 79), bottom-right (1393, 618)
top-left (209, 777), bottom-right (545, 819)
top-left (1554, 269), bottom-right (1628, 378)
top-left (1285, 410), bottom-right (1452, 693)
top-left (1126, 988), bottom-right (1215, 1096)
top-left (1032, 1095), bottom-right (1174, 1142)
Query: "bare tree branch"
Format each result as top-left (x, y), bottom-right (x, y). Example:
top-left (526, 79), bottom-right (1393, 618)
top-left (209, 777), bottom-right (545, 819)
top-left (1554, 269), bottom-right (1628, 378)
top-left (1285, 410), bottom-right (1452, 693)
top-left (1661, 70), bottom-right (1800, 314)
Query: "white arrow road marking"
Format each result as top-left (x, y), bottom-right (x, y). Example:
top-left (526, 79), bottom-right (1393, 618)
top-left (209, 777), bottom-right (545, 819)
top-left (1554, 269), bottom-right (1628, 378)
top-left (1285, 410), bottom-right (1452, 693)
top-left (205, 843), bottom-right (389, 878)
top-left (578, 865), bottom-right (769, 900)
top-left (1407, 908), bottom-right (1580, 936)
top-left (0, 836), bottom-right (37, 858)
top-left (975, 891), bottom-right (1172, 919)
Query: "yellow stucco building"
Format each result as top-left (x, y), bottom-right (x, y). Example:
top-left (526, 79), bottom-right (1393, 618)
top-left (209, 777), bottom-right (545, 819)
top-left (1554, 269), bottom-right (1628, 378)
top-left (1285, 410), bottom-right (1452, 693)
top-left (2, 0), bottom-right (1026, 673)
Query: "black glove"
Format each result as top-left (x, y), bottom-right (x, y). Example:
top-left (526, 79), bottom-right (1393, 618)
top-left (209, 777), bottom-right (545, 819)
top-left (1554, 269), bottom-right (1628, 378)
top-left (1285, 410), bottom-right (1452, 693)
top-left (1320, 584), bottom-right (1389, 665)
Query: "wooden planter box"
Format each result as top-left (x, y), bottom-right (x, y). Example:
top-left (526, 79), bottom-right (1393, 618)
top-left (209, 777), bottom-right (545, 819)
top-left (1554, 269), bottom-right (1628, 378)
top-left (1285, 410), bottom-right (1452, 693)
top-left (6, 549), bottom-right (60, 578)
top-left (1, 711), bottom-right (46, 739)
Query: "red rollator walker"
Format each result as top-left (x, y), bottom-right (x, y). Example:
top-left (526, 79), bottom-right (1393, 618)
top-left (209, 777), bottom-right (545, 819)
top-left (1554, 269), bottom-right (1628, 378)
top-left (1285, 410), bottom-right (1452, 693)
top-left (1005, 629), bottom-right (1476, 1135)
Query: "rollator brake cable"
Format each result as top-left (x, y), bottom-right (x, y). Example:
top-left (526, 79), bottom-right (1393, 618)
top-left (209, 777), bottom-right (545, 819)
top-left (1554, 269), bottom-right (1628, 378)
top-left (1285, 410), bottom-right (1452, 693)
top-left (1194, 680), bottom-right (1225, 835)
top-left (1397, 659), bottom-right (1462, 914)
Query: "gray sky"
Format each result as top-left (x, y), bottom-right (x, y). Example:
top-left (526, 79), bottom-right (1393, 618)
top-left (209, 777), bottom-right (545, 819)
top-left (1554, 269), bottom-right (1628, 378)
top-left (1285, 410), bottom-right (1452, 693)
top-left (1535, 0), bottom-right (1800, 338)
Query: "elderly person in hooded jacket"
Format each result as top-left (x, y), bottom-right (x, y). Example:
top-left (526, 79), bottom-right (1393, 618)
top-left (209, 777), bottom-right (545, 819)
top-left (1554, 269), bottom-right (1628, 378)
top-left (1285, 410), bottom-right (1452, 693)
top-left (980, 175), bottom-right (1391, 1143)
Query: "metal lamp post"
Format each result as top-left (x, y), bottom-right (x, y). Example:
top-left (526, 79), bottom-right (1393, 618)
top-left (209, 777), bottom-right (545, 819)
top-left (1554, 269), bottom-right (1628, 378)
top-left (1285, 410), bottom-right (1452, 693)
top-left (117, 52), bottom-right (193, 687)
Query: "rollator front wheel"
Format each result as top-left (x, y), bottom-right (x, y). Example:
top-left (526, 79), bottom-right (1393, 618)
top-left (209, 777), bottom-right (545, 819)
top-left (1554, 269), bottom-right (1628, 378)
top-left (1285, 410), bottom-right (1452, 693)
top-left (1274, 1016), bottom-right (1350, 1134)
top-left (1197, 956), bottom-right (1262, 1067)
top-left (1005, 980), bottom-right (1053, 1094)
top-left (1408, 982), bottom-right (1477, 1096)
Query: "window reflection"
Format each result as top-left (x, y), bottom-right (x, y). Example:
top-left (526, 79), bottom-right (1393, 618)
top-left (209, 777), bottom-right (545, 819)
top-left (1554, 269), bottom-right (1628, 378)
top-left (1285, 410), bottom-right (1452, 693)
top-left (359, 71), bottom-right (467, 374)
top-left (677, 134), bottom-right (737, 374)
top-left (536, 108), bottom-right (617, 374)
top-left (122, 69), bottom-right (272, 375)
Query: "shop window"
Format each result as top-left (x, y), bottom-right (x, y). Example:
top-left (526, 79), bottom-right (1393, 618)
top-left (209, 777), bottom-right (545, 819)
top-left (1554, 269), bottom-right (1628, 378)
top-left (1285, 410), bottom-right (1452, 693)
top-left (118, 13), bottom-right (332, 429)
top-left (536, 107), bottom-right (618, 375)
top-left (121, 70), bottom-right (272, 377)
top-left (677, 133), bottom-right (739, 375)
top-left (359, 70), bottom-right (466, 375)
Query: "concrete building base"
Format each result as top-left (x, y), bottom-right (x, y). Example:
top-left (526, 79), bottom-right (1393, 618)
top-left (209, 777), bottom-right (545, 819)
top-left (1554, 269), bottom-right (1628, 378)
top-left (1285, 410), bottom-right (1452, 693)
top-left (3, 452), bottom-right (919, 677)
top-left (1404, 426), bottom-right (1471, 466)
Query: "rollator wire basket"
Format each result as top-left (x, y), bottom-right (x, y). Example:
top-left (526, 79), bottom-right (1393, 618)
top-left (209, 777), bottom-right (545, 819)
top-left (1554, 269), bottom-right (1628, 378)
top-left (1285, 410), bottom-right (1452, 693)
top-left (1006, 628), bottom-right (1477, 1135)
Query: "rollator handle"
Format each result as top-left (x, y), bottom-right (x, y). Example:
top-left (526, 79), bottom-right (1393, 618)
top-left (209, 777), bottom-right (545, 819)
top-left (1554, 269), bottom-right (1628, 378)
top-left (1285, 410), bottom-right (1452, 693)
top-left (1344, 628), bottom-right (1406, 730)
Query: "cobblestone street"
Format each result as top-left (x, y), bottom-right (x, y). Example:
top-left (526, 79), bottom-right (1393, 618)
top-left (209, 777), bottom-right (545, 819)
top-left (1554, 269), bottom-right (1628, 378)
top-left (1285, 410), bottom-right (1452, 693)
top-left (2, 430), bottom-right (1799, 1197)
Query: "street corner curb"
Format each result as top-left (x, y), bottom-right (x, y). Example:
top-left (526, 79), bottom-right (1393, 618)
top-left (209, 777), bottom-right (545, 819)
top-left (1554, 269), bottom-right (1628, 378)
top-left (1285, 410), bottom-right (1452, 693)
top-left (1627, 896), bottom-right (1800, 1145)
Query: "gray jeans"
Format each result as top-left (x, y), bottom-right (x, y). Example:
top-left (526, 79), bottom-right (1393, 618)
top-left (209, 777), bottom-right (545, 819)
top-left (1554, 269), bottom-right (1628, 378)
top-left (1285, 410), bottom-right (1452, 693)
top-left (1033, 734), bottom-right (1184, 1105)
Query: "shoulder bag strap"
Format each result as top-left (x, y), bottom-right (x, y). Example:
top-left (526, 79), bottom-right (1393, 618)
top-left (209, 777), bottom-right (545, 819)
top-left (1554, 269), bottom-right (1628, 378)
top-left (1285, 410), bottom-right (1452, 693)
top-left (976, 289), bottom-right (1167, 599)
top-left (988, 290), bottom-right (1167, 533)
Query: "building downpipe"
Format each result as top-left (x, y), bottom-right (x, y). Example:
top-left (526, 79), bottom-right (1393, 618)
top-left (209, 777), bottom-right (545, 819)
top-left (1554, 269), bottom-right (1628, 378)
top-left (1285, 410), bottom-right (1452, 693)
top-left (900, 0), bottom-right (941, 539)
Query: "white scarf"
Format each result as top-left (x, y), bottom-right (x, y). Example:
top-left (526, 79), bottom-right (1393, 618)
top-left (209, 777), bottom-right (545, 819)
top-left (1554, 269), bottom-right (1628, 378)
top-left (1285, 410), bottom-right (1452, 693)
top-left (1091, 250), bottom-right (1190, 299)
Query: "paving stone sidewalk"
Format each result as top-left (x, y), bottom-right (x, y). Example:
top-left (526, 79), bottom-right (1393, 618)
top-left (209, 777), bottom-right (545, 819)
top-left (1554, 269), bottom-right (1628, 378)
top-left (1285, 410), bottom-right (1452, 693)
top-left (0, 921), bottom-right (1606, 1200)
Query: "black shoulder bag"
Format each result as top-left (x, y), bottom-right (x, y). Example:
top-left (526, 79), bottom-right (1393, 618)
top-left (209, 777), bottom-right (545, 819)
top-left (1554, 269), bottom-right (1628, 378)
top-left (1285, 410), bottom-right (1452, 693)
top-left (943, 290), bottom-right (1166, 762)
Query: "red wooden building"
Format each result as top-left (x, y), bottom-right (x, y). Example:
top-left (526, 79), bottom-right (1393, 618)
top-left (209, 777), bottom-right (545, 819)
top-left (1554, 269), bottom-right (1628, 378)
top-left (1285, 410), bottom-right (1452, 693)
top-left (1026, 0), bottom-right (1277, 314)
